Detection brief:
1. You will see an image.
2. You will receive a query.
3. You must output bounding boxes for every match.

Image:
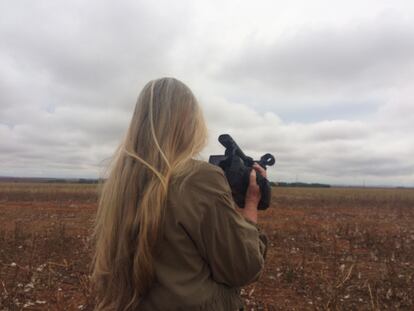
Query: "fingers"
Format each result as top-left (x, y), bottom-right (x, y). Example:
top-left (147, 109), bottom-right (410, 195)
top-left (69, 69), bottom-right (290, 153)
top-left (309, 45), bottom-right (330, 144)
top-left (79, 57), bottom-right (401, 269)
top-left (246, 167), bottom-right (261, 211)
top-left (246, 168), bottom-right (261, 207)
top-left (249, 168), bottom-right (257, 185)
top-left (253, 163), bottom-right (267, 178)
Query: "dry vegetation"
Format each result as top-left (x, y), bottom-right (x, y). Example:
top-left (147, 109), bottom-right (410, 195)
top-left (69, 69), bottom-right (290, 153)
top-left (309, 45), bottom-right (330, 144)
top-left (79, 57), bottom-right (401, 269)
top-left (0, 182), bottom-right (413, 310)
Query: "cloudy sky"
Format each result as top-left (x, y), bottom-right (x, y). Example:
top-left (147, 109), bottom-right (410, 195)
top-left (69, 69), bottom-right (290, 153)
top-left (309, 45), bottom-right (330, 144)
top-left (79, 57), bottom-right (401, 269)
top-left (1, 0), bottom-right (413, 187)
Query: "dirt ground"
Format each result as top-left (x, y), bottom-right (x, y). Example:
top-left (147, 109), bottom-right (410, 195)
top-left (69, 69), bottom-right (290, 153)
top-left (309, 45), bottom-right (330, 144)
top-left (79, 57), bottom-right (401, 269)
top-left (0, 183), bottom-right (413, 310)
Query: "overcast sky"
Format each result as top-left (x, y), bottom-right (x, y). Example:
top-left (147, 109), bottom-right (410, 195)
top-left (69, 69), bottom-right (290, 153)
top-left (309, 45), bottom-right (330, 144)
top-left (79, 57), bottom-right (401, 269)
top-left (1, 0), bottom-right (413, 187)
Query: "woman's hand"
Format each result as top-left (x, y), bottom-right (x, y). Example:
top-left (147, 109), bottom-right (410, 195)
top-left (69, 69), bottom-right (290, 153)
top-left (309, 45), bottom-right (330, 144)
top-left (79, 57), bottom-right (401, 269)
top-left (236, 163), bottom-right (267, 224)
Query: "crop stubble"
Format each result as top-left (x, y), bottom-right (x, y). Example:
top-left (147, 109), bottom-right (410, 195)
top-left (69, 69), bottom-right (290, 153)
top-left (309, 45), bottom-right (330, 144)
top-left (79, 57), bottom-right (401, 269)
top-left (0, 183), bottom-right (413, 310)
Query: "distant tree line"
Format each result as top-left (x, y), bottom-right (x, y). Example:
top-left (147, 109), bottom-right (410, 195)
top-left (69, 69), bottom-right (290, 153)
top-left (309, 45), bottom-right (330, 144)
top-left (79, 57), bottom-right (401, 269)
top-left (2, 176), bottom-right (329, 188)
top-left (271, 181), bottom-right (331, 188)
top-left (77, 178), bottom-right (100, 184)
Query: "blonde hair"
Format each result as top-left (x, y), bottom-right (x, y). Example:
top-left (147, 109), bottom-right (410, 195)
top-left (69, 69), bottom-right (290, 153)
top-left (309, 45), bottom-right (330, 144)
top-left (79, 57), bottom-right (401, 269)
top-left (90, 77), bottom-right (209, 310)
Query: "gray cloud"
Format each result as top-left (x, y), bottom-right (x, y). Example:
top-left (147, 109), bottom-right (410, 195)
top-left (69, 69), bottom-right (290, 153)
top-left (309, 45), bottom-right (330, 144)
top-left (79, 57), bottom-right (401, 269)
top-left (0, 1), bottom-right (413, 187)
top-left (213, 12), bottom-right (414, 121)
top-left (221, 14), bottom-right (414, 89)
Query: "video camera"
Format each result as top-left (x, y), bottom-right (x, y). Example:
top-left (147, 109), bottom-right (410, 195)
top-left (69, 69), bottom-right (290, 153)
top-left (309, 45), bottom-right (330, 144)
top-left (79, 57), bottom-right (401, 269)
top-left (208, 134), bottom-right (275, 210)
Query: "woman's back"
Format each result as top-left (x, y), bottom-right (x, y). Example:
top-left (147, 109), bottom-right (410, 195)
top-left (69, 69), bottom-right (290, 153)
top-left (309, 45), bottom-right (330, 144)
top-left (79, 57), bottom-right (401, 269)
top-left (138, 159), bottom-right (267, 311)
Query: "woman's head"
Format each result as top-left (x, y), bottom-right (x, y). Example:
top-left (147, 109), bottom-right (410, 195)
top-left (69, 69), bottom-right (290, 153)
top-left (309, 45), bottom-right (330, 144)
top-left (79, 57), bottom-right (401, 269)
top-left (90, 77), bottom-right (208, 311)
top-left (125, 77), bottom-right (208, 181)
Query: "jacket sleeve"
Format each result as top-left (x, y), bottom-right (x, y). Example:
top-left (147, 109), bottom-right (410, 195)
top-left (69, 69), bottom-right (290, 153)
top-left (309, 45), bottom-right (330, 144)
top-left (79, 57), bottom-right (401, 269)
top-left (181, 163), bottom-right (268, 288)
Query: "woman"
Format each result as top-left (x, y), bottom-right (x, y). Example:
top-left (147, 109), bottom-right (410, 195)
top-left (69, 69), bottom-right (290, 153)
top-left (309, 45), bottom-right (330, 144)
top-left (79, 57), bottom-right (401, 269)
top-left (90, 77), bottom-right (268, 311)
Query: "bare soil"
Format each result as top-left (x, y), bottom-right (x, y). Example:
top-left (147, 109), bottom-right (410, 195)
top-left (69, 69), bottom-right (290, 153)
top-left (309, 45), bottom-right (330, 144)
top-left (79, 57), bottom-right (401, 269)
top-left (0, 183), bottom-right (413, 310)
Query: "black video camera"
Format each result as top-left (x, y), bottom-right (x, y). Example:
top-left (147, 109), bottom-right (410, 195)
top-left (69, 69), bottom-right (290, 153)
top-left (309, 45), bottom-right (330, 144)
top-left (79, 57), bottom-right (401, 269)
top-left (209, 134), bottom-right (276, 210)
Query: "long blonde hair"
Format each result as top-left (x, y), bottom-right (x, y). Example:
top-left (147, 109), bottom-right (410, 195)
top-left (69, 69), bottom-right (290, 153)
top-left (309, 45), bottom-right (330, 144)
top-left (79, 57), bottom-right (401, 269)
top-left (90, 77), bottom-right (209, 310)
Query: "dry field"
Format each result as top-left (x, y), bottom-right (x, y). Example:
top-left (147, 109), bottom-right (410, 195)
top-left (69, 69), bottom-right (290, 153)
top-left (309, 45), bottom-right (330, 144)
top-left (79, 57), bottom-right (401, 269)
top-left (0, 182), bottom-right (413, 310)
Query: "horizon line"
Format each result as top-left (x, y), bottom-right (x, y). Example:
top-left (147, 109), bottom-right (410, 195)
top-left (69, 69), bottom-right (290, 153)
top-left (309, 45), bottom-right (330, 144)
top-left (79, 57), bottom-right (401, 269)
top-left (0, 175), bottom-right (412, 189)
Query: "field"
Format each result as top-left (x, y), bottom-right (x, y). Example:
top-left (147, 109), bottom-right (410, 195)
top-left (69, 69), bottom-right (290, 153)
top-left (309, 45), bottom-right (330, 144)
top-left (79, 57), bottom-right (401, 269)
top-left (0, 183), bottom-right (413, 310)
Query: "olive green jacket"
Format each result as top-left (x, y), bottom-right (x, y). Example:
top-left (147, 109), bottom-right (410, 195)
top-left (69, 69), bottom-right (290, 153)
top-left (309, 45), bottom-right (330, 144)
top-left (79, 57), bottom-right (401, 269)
top-left (138, 159), bottom-right (268, 311)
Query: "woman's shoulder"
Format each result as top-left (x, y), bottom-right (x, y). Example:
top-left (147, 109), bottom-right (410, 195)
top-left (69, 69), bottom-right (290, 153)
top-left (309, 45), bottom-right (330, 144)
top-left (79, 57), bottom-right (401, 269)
top-left (169, 159), bottom-right (230, 202)
top-left (189, 158), bottom-right (225, 178)
top-left (184, 159), bottom-right (229, 193)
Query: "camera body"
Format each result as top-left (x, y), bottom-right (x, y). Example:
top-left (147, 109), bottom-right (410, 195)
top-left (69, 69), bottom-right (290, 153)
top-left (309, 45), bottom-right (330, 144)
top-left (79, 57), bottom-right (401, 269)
top-left (208, 134), bottom-right (276, 210)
